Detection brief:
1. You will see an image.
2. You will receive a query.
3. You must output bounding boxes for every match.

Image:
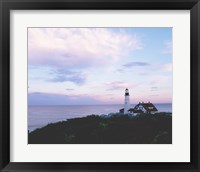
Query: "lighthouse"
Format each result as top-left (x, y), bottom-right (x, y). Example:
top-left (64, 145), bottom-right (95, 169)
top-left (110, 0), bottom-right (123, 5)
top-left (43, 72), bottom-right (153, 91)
top-left (124, 88), bottom-right (130, 114)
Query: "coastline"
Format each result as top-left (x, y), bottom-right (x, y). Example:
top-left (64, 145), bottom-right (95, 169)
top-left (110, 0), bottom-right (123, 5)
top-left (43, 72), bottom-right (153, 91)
top-left (28, 103), bottom-right (172, 132)
top-left (29, 112), bottom-right (172, 144)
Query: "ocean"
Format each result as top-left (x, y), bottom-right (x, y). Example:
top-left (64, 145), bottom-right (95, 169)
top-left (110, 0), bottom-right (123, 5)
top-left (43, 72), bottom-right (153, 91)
top-left (28, 104), bottom-right (172, 132)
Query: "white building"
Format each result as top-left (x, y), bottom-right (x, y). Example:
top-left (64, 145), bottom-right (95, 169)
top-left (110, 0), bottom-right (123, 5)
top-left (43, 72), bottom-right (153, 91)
top-left (129, 102), bottom-right (158, 114)
top-left (124, 88), bottom-right (130, 114)
top-left (119, 89), bottom-right (158, 115)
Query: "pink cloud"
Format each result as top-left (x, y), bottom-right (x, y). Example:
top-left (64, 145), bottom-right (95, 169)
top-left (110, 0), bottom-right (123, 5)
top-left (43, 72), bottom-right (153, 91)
top-left (28, 28), bottom-right (142, 68)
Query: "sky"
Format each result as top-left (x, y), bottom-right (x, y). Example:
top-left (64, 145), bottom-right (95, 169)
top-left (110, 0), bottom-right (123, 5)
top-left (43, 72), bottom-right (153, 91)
top-left (28, 28), bottom-right (172, 105)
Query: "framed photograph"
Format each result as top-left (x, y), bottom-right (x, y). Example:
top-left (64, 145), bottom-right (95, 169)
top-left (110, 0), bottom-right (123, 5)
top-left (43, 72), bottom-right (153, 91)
top-left (28, 27), bottom-right (173, 145)
top-left (0, 0), bottom-right (200, 171)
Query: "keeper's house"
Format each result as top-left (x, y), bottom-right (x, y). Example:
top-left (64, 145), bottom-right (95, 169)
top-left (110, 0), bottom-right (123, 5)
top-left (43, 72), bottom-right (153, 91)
top-left (120, 102), bottom-right (158, 115)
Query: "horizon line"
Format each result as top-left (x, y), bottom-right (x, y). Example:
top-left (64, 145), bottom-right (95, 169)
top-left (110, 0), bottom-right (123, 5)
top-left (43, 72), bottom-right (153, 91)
top-left (28, 102), bottom-right (172, 106)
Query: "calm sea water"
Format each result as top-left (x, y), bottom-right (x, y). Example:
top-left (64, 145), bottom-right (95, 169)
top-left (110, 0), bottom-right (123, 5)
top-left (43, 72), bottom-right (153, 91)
top-left (28, 104), bottom-right (172, 132)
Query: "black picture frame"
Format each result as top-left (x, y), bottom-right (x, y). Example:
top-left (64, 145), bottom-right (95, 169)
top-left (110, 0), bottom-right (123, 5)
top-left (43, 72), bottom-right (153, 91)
top-left (0, 0), bottom-right (200, 171)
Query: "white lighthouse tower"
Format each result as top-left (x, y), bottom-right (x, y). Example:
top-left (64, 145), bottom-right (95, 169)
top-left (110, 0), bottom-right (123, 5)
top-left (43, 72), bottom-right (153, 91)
top-left (124, 88), bottom-right (130, 114)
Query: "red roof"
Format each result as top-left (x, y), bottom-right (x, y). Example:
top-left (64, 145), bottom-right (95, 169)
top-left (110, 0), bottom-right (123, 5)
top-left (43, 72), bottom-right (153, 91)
top-left (119, 102), bottom-right (157, 113)
top-left (135, 102), bottom-right (158, 112)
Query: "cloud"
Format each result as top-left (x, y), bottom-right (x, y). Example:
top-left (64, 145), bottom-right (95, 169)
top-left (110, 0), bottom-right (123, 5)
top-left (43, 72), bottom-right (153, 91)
top-left (138, 72), bottom-right (148, 76)
top-left (162, 41), bottom-right (172, 54)
top-left (65, 88), bottom-right (74, 91)
top-left (106, 81), bottom-right (130, 91)
top-left (28, 28), bottom-right (142, 69)
top-left (106, 81), bottom-right (142, 91)
top-left (116, 69), bottom-right (124, 73)
top-left (148, 74), bottom-right (172, 88)
top-left (49, 74), bottom-right (85, 84)
top-left (47, 68), bottom-right (87, 85)
top-left (28, 92), bottom-right (102, 105)
top-left (150, 86), bottom-right (158, 91)
top-left (149, 94), bottom-right (159, 97)
top-left (123, 62), bottom-right (150, 67)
